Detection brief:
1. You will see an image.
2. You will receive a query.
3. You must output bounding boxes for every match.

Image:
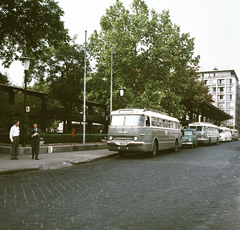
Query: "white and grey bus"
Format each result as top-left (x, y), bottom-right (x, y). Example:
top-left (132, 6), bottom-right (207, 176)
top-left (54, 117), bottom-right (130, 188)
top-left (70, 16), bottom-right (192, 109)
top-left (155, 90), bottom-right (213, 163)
top-left (189, 122), bottom-right (219, 145)
top-left (219, 127), bottom-right (232, 142)
top-left (231, 129), bottom-right (239, 141)
top-left (107, 109), bottom-right (182, 157)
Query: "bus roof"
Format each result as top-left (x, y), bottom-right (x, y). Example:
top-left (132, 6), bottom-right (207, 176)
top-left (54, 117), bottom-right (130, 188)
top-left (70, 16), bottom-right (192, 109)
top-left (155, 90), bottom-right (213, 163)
top-left (111, 109), bottom-right (179, 122)
top-left (219, 127), bottom-right (231, 131)
top-left (189, 122), bottom-right (219, 128)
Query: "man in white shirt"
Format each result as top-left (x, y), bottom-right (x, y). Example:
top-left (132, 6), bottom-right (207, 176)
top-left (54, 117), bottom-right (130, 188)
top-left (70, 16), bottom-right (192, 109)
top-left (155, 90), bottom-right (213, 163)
top-left (9, 120), bottom-right (20, 160)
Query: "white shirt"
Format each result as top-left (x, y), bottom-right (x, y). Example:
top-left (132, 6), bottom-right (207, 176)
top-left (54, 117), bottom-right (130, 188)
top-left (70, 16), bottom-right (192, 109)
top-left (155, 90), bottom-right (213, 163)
top-left (9, 125), bottom-right (20, 141)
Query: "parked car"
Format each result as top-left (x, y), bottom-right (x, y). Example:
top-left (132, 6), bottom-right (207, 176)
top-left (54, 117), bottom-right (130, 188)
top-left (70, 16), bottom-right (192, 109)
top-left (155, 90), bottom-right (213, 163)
top-left (181, 129), bottom-right (198, 148)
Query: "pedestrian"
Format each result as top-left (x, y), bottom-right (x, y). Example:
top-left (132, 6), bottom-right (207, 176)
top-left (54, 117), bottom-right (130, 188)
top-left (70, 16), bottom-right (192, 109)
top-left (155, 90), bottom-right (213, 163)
top-left (30, 123), bottom-right (42, 160)
top-left (9, 120), bottom-right (20, 160)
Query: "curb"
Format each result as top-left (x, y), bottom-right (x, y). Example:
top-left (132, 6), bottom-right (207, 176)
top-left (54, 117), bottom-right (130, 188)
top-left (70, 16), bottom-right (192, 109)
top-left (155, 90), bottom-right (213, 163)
top-left (0, 152), bottom-right (119, 176)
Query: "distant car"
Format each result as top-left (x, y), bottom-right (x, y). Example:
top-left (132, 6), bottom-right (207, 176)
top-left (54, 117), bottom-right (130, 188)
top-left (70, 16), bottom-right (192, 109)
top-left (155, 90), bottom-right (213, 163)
top-left (181, 129), bottom-right (198, 148)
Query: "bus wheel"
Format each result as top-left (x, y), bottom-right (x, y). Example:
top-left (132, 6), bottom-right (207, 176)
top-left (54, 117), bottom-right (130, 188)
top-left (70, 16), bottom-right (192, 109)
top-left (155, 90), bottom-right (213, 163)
top-left (150, 141), bottom-right (157, 157)
top-left (208, 138), bottom-right (211, 146)
top-left (173, 140), bottom-right (178, 152)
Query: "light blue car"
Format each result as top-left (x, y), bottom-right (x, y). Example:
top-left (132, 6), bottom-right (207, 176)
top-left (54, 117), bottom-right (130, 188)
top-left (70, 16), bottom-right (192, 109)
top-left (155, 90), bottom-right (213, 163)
top-left (181, 129), bottom-right (198, 148)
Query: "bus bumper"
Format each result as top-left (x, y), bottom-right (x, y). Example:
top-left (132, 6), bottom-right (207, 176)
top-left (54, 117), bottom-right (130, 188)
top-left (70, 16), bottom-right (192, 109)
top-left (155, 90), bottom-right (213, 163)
top-left (197, 138), bottom-right (209, 144)
top-left (107, 141), bottom-right (149, 152)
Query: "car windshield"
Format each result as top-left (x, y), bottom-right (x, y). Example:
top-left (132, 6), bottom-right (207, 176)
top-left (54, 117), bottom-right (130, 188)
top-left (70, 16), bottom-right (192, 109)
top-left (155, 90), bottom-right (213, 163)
top-left (184, 130), bottom-right (192, 136)
top-left (111, 115), bottom-right (145, 127)
top-left (219, 130), bottom-right (224, 133)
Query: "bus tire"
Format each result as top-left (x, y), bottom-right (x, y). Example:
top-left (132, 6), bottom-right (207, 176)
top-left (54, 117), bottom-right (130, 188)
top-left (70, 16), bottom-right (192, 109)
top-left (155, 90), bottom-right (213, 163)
top-left (208, 138), bottom-right (211, 146)
top-left (150, 141), bottom-right (157, 157)
top-left (173, 140), bottom-right (178, 152)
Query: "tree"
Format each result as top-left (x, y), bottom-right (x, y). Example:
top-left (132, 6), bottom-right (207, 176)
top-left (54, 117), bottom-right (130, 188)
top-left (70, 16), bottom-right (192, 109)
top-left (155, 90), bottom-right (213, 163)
top-left (89, 0), bottom-right (208, 118)
top-left (0, 0), bottom-right (69, 67)
top-left (0, 73), bottom-right (14, 131)
top-left (32, 38), bottom-right (91, 132)
top-left (32, 38), bottom-right (90, 110)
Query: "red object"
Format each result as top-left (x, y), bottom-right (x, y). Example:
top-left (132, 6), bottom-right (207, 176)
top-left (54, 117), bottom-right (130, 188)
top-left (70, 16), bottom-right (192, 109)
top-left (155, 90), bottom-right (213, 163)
top-left (71, 129), bottom-right (75, 138)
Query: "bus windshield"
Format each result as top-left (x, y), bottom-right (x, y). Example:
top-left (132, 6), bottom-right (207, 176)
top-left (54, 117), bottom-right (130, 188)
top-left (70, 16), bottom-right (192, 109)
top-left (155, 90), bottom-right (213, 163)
top-left (125, 115), bottom-right (145, 126)
top-left (111, 115), bottom-right (145, 127)
top-left (190, 126), bottom-right (206, 131)
top-left (111, 116), bottom-right (125, 126)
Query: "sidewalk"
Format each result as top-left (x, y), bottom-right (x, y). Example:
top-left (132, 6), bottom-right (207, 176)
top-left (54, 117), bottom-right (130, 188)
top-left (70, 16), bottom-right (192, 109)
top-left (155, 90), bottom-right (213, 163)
top-left (0, 143), bottom-right (119, 175)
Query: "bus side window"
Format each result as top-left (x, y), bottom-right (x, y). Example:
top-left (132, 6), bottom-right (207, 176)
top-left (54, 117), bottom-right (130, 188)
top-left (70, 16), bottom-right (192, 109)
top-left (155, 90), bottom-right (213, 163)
top-left (146, 116), bottom-right (150, 126)
top-left (163, 119), bottom-right (167, 128)
top-left (157, 118), bottom-right (162, 127)
top-left (151, 117), bottom-right (157, 126)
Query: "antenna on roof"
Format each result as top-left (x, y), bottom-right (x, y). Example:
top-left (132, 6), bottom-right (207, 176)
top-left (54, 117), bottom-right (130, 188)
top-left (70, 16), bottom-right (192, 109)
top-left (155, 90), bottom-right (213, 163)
top-left (213, 66), bottom-right (218, 70)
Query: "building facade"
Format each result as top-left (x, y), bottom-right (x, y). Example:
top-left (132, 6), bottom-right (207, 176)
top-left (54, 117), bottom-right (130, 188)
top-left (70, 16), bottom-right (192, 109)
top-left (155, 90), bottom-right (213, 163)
top-left (199, 69), bottom-right (240, 130)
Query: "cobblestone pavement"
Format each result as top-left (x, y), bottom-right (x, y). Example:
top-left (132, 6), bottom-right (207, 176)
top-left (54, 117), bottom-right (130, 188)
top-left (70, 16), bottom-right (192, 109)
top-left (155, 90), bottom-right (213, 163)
top-left (1, 141), bottom-right (240, 229)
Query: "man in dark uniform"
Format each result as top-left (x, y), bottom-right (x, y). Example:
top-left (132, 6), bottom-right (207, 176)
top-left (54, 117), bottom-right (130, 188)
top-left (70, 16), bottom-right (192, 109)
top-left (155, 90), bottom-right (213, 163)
top-left (30, 123), bottom-right (42, 160)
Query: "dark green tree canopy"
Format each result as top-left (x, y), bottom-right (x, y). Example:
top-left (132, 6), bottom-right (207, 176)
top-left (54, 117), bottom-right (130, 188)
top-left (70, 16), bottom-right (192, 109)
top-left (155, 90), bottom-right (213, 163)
top-left (0, 0), bottom-right (69, 67)
top-left (89, 0), bottom-right (208, 118)
top-left (32, 38), bottom-right (91, 112)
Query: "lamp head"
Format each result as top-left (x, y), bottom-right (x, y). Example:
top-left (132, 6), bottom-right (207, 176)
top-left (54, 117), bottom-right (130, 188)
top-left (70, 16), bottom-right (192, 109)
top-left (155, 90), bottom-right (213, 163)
top-left (119, 87), bottom-right (126, 97)
top-left (20, 57), bottom-right (34, 71)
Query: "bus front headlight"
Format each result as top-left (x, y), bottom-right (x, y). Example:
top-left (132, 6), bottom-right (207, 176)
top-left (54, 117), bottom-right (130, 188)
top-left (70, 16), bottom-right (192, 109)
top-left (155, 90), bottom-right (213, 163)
top-left (109, 136), bottom-right (113, 141)
top-left (134, 137), bottom-right (138, 141)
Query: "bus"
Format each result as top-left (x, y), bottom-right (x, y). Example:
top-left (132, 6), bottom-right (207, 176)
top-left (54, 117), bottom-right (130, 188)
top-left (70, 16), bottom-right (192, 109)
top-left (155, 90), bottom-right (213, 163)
top-left (107, 109), bottom-right (182, 157)
top-left (219, 127), bottom-right (232, 142)
top-left (231, 129), bottom-right (239, 141)
top-left (189, 122), bottom-right (219, 145)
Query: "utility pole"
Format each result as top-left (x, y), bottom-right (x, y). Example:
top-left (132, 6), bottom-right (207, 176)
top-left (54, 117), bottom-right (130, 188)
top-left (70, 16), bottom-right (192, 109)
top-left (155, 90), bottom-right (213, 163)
top-left (83, 30), bottom-right (87, 145)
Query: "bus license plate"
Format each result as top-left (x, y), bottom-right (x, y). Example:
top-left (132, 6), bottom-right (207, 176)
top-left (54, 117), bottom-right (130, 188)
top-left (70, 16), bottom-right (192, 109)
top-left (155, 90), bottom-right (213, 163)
top-left (117, 142), bottom-right (126, 146)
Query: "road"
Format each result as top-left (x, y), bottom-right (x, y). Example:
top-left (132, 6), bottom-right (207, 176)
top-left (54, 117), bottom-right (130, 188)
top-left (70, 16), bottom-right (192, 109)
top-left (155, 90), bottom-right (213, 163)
top-left (1, 141), bottom-right (240, 229)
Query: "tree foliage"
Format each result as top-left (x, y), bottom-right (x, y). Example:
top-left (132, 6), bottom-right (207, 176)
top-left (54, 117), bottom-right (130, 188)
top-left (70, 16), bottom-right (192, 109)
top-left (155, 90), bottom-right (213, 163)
top-left (32, 38), bottom-right (91, 113)
top-left (0, 0), bottom-right (69, 67)
top-left (89, 0), bottom-right (208, 118)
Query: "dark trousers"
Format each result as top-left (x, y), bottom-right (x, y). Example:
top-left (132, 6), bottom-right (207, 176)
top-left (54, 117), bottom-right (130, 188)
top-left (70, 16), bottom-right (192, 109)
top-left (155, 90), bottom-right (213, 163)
top-left (11, 136), bottom-right (19, 159)
top-left (31, 142), bottom-right (40, 159)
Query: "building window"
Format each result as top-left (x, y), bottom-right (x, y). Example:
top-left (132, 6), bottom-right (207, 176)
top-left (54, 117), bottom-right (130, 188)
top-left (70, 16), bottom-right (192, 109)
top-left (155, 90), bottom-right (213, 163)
top-left (218, 79), bottom-right (225, 85)
top-left (226, 79), bottom-right (233, 85)
top-left (226, 95), bottom-right (232, 101)
top-left (218, 95), bottom-right (224, 101)
top-left (226, 102), bottom-right (230, 109)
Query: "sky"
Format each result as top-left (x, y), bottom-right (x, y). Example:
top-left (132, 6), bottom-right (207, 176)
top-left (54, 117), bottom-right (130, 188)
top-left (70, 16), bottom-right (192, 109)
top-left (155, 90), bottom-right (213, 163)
top-left (1, 0), bottom-right (240, 86)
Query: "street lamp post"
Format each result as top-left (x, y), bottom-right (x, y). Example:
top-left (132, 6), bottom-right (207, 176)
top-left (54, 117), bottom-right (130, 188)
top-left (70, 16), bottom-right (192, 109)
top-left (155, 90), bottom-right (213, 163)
top-left (20, 57), bottom-right (34, 147)
top-left (118, 88), bottom-right (126, 109)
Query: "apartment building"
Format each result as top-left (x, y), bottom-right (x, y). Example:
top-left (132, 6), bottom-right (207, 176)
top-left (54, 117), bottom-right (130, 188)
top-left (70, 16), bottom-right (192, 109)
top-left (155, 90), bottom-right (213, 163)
top-left (199, 69), bottom-right (240, 130)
